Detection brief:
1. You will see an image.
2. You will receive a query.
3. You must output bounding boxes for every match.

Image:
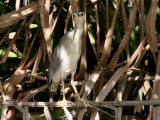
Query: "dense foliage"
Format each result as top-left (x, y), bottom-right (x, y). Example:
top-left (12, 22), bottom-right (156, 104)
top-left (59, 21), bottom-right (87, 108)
top-left (0, 0), bottom-right (160, 119)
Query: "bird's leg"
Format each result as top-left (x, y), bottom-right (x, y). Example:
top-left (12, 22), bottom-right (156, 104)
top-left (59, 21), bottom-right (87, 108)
top-left (59, 78), bottom-right (74, 106)
top-left (62, 78), bottom-right (66, 101)
top-left (71, 73), bottom-right (91, 107)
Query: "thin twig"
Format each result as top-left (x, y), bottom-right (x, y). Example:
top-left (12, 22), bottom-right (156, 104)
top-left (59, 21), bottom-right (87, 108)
top-left (1, 100), bottom-right (160, 107)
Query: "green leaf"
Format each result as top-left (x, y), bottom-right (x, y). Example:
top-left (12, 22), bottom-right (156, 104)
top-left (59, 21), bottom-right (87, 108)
top-left (0, 49), bottom-right (22, 59)
top-left (0, 1), bottom-right (5, 14)
top-left (29, 24), bottom-right (38, 29)
top-left (88, 23), bottom-right (96, 55)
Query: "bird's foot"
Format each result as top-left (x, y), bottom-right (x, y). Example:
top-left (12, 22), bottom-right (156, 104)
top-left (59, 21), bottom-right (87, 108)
top-left (77, 98), bottom-right (92, 107)
top-left (58, 98), bottom-right (74, 107)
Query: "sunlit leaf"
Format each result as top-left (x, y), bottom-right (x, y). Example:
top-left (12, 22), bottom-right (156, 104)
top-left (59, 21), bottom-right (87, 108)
top-left (29, 24), bottom-right (38, 29)
top-left (88, 23), bottom-right (96, 55)
top-left (0, 49), bottom-right (22, 59)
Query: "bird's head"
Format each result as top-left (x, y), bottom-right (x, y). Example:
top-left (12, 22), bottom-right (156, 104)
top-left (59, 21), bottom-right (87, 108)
top-left (72, 12), bottom-right (85, 28)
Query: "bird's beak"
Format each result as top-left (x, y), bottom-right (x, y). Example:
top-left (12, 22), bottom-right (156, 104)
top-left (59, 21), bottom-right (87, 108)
top-left (73, 13), bottom-right (78, 18)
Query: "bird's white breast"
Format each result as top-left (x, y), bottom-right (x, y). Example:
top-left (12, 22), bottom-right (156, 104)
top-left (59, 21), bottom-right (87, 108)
top-left (59, 29), bottom-right (83, 78)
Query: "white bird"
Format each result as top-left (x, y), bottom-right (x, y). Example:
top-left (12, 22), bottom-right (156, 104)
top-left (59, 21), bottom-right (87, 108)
top-left (48, 12), bottom-right (85, 104)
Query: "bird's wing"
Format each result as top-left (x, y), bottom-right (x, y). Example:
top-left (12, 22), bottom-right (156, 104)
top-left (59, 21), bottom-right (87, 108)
top-left (48, 46), bottom-right (62, 90)
top-left (59, 31), bottom-right (74, 44)
top-left (48, 31), bottom-right (74, 90)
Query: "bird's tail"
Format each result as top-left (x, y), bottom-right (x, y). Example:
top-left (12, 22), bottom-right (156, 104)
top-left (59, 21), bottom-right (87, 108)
top-left (48, 69), bottom-right (59, 92)
top-left (50, 82), bottom-right (59, 92)
top-left (47, 68), bottom-right (53, 90)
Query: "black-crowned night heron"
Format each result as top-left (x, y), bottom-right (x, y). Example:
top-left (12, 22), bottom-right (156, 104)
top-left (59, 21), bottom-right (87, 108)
top-left (48, 12), bottom-right (85, 104)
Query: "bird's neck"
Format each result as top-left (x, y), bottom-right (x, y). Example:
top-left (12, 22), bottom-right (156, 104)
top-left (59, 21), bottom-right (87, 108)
top-left (73, 27), bottom-right (84, 42)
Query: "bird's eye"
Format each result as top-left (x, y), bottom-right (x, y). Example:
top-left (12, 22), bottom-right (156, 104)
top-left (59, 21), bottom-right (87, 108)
top-left (80, 13), bottom-right (84, 16)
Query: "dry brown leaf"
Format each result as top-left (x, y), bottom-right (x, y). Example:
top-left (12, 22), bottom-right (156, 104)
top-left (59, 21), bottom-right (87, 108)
top-left (90, 67), bottom-right (128, 119)
top-left (4, 69), bottom-right (30, 100)
top-left (152, 50), bottom-right (160, 119)
top-left (30, 39), bottom-right (44, 83)
top-left (69, 0), bottom-right (78, 12)
top-left (109, 0), bottom-right (139, 70)
top-left (125, 36), bottom-right (147, 67)
top-left (0, 18), bottom-right (27, 64)
top-left (146, 0), bottom-right (158, 52)
top-left (95, 3), bottom-right (100, 60)
top-left (76, 0), bottom-right (87, 80)
top-left (96, 0), bottom-right (121, 70)
top-left (77, 71), bottom-right (102, 120)
top-left (0, 0), bottom-right (56, 28)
